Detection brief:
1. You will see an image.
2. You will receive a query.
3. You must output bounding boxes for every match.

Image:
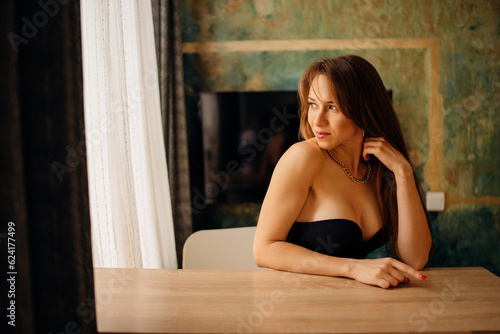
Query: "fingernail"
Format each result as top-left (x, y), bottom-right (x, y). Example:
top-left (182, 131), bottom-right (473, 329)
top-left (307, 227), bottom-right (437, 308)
top-left (419, 274), bottom-right (427, 280)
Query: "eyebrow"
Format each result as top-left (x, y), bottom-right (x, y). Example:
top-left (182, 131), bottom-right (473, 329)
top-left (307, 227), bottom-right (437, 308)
top-left (308, 96), bottom-right (334, 103)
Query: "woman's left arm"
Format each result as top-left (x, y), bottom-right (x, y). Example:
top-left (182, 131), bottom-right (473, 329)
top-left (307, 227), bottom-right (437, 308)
top-left (363, 137), bottom-right (432, 270)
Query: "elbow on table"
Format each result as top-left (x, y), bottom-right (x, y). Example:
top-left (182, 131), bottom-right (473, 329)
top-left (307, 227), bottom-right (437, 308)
top-left (405, 254), bottom-right (429, 271)
top-left (253, 248), bottom-right (266, 268)
top-left (253, 243), bottom-right (271, 269)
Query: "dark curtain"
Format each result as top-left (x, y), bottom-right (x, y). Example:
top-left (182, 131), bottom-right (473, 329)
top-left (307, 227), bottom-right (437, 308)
top-left (151, 0), bottom-right (193, 268)
top-left (0, 1), bottom-right (97, 333)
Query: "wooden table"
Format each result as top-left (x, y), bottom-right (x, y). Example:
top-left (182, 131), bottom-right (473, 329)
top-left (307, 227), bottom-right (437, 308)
top-left (94, 267), bottom-right (500, 333)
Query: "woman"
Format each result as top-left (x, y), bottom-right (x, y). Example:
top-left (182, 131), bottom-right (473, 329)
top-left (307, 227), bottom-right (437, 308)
top-left (253, 55), bottom-right (432, 288)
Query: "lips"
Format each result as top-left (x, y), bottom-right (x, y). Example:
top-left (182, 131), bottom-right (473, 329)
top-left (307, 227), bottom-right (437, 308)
top-left (315, 131), bottom-right (331, 139)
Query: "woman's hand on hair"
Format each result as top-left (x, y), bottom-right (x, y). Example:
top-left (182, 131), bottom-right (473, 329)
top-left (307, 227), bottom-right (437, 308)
top-left (362, 137), bottom-right (413, 179)
top-left (346, 257), bottom-right (426, 289)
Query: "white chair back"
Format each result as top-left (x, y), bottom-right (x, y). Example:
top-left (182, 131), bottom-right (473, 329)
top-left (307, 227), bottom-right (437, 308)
top-left (182, 226), bottom-right (260, 270)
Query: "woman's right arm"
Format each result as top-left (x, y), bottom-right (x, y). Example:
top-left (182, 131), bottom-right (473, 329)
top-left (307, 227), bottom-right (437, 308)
top-left (253, 142), bottom-right (426, 288)
top-left (253, 142), bottom-right (352, 277)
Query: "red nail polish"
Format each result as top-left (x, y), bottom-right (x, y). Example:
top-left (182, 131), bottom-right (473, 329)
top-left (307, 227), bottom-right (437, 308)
top-left (419, 274), bottom-right (427, 280)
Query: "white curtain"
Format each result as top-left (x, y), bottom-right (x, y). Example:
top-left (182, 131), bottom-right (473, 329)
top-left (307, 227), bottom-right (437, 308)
top-left (80, 0), bottom-right (177, 269)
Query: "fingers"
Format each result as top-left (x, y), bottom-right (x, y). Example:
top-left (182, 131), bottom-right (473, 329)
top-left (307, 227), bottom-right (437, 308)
top-left (362, 150), bottom-right (374, 162)
top-left (363, 138), bottom-right (390, 154)
top-left (388, 267), bottom-right (408, 283)
top-left (378, 267), bottom-right (406, 288)
top-left (362, 150), bottom-right (370, 161)
top-left (373, 259), bottom-right (422, 288)
top-left (375, 274), bottom-right (405, 289)
top-left (352, 258), bottom-right (425, 289)
top-left (362, 137), bottom-right (389, 161)
top-left (390, 258), bottom-right (426, 281)
top-left (373, 275), bottom-right (404, 289)
top-left (363, 138), bottom-right (412, 177)
top-left (375, 279), bottom-right (391, 289)
top-left (365, 259), bottom-right (409, 288)
top-left (382, 273), bottom-right (400, 287)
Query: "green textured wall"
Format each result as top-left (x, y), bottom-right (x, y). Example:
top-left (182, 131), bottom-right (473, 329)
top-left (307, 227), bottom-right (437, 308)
top-left (180, 0), bottom-right (500, 274)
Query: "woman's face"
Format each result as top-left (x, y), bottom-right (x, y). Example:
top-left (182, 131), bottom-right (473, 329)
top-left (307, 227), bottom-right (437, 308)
top-left (307, 75), bottom-right (361, 150)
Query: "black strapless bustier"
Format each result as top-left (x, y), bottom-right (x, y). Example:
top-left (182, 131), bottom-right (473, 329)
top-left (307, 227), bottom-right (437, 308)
top-left (286, 219), bottom-right (386, 259)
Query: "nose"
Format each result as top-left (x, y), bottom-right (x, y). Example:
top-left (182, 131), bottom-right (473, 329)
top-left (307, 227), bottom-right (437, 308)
top-left (311, 108), bottom-right (328, 127)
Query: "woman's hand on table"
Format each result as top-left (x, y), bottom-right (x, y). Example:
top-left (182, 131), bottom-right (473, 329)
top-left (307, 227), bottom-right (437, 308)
top-left (346, 257), bottom-right (426, 288)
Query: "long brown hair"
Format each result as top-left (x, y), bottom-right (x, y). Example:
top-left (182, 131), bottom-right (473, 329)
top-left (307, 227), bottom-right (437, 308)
top-left (298, 55), bottom-right (431, 257)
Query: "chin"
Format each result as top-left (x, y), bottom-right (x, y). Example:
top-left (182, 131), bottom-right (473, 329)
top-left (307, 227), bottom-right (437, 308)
top-left (315, 138), bottom-right (333, 150)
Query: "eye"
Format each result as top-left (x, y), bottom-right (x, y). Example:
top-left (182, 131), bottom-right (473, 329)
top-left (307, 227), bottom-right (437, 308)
top-left (329, 104), bottom-right (338, 111)
top-left (308, 102), bottom-right (317, 109)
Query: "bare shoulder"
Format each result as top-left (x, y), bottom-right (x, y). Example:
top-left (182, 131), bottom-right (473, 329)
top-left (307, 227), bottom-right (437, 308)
top-left (281, 138), bottom-right (324, 160)
top-left (274, 138), bottom-right (325, 176)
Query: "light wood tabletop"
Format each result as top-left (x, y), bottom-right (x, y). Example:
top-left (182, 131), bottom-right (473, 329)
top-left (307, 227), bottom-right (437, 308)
top-left (94, 267), bottom-right (500, 333)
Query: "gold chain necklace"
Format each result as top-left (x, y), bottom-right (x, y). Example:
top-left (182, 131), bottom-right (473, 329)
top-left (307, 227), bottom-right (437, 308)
top-left (326, 150), bottom-right (371, 184)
